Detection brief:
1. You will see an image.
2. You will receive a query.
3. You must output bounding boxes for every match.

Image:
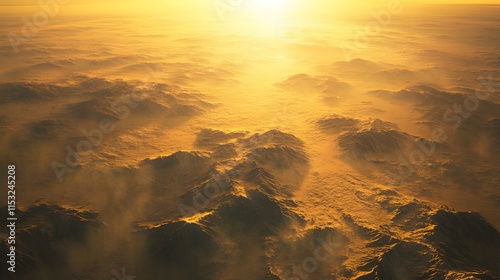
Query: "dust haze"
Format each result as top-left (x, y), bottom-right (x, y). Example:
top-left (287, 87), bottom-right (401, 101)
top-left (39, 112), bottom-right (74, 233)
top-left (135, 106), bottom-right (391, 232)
top-left (0, 2), bottom-right (499, 280)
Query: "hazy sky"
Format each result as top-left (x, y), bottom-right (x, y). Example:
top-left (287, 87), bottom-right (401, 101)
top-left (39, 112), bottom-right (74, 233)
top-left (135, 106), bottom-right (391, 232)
top-left (2, 0), bottom-right (499, 17)
top-left (2, 0), bottom-right (500, 6)
top-left (2, 0), bottom-right (500, 3)
top-left (1, 0), bottom-right (499, 23)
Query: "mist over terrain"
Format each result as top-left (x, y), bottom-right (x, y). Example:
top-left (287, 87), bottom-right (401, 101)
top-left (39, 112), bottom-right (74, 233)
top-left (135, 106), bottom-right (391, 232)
top-left (0, 3), bottom-right (499, 280)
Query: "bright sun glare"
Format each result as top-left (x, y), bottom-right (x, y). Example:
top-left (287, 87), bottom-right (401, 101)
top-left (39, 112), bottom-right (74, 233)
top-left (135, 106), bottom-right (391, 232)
top-left (251, 0), bottom-right (286, 10)
top-left (248, 0), bottom-right (288, 18)
top-left (227, 0), bottom-right (292, 37)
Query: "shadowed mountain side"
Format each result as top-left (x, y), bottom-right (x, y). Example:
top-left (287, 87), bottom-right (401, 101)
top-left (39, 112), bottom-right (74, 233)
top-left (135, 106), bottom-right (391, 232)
top-left (0, 77), bottom-right (142, 104)
top-left (133, 133), bottom-right (309, 279)
top-left (136, 130), bottom-right (310, 220)
top-left (318, 59), bottom-right (444, 89)
top-left (354, 85), bottom-right (500, 193)
top-left (249, 145), bottom-right (309, 188)
top-left (134, 221), bottom-right (218, 280)
top-left (314, 113), bottom-right (500, 195)
top-left (486, 118), bottom-right (500, 158)
top-left (140, 151), bottom-right (214, 195)
top-left (317, 116), bottom-right (399, 135)
top-left (66, 86), bottom-right (212, 121)
top-left (373, 241), bottom-right (444, 280)
top-left (240, 130), bottom-right (306, 151)
top-left (316, 115), bottom-right (362, 133)
top-left (195, 128), bottom-right (247, 149)
top-left (338, 125), bottom-right (414, 161)
top-left (0, 78), bottom-right (214, 121)
top-left (201, 191), bottom-right (304, 239)
top-left (0, 82), bottom-right (65, 104)
top-left (276, 73), bottom-right (352, 95)
top-left (23, 120), bottom-right (70, 141)
top-left (350, 204), bottom-right (500, 279)
top-left (426, 210), bottom-right (500, 274)
top-left (276, 73), bottom-right (352, 105)
top-left (196, 191), bottom-right (305, 280)
top-left (343, 214), bottom-right (399, 249)
top-left (370, 85), bottom-right (500, 125)
top-left (0, 77), bottom-right (216, 195)
top-left (0, 204), bottom-right (104, 280)
top-left (131, 130), bottom-right (311, 279)
top-left (243, 164), bottom-right (295, 198)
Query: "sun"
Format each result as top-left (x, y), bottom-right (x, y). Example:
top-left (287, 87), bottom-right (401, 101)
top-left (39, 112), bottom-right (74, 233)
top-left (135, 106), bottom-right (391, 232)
top-left (247, 0), bottom-right (289, 19)
top-left (219, 0), bottom-right (294, 37)
top-left (250, 0), bottom-right (286, 11)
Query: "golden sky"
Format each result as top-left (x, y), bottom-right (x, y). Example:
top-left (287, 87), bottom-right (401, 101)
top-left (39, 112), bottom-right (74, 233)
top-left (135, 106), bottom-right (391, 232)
top-left (1, 0), bottom-right (500, 25)
top-left (2, 0), bottom-right (500, 11)
top-left (0, 0), bottom-right (497, 20)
